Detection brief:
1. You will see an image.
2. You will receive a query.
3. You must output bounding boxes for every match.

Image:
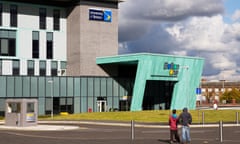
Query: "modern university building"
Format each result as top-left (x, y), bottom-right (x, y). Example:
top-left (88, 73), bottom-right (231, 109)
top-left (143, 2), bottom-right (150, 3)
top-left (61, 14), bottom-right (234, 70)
top-left (0, 0), bottom-right (204, 116)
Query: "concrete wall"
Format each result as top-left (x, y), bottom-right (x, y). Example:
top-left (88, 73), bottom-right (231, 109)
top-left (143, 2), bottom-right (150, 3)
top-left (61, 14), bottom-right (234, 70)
top-left (67, 1), bottom-right (118, 76)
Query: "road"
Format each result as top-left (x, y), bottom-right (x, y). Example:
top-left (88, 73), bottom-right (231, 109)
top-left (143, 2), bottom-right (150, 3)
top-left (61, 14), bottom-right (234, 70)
top-left (0, 122), bottom-right (240, 144)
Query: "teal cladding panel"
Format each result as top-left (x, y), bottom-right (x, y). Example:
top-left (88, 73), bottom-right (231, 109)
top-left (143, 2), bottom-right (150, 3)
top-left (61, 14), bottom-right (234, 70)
top-left (87, 78), bottom-right (94, 96)
top-left (38, 98), bottom-right (45, 115)
top-left (81, 78), bottom-right (87, 96)
top-left (97, 53), bottom-right (204, 111)
top-left (94, 78), bottom-right (100, 96)
top-left (0, 76), bottom-right (6, 97)
top-left (15, 77), bottom-right (23, 97)
top-left (30, 77), bottom-right (38, 97)
top-left (74, 78), bottom-right (80, 96)
top-left (100, 77), bottom-right (107, 96)
top-left (107, 78), bottom-right (113, 96)
top-left (23, 77), bottom-right (30, 97)
top-left (74, 97), bottom-right (80, 113)
top-left (60, 77), bottom-right (67, 97)
top-left (53, 77), bottom-right (60, 97)
top-left (67, 77), bottom-right (74, 97)
top-left (113, 79), bottom-right (119, 96)
top-left (7, 77), bottom-right (14, 97)
top-left (38, 77), bottom-right (45, 97)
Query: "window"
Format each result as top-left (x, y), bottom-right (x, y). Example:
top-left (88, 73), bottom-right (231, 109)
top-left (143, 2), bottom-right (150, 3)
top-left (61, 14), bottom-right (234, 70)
top-left (10, 5), bottom-right (18, 27)
top-left (12, 60), bottom-right (19, 75)
top-left (60, 61), bottom-right (66, 76)
top-left (27, 60), bottom-right (34, 76)
top-left (39, 8), bottom-right (46, 29)
top-left (32, 31), bottom-right (39, 58)
top-left (0, 4), bottom-right (2, 26)
top-left (51, 61), bottom-right (57, 76)
top-left (0, 29), bottom-right (16, 56)
top-left (53, 9), bottom-right (60, 30)
top-left (0, 59), bottom-right (2, 75)
top-left (39, 60), bottom-right (46, 76)
top-left (46, 32), bottom-right (53, 59)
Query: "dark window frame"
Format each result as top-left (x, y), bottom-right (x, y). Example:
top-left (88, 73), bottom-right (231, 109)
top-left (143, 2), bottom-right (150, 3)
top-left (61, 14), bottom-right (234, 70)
top-left (0, 29), bottom-right (16, 56)
top-left (12, 60), bottom-right (19, 76)
top-left (10, 5), bottom-right (18, 27)
top-left (0, 4), bottom-right (2, 26)
top-left (27, 60), bottom-right (34, 76)
top-left (46, 32), bottom-right (53, 59)
top-left (39, 8), bottom-right (46, 29)
top-left (53, 9), bottom-right (60, 31)
top-left (39, 61), bottom-right (46, 76)
top-left (32, 31), bottom-right (39, 58)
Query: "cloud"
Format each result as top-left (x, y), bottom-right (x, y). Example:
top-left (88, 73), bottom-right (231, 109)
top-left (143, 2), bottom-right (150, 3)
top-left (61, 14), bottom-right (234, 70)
top-left (231, 9), bottom-right (240, 21)
top-left (120, 0), bottom-right (224, 22)
top-left (118, 0), bottom-right (240, 81)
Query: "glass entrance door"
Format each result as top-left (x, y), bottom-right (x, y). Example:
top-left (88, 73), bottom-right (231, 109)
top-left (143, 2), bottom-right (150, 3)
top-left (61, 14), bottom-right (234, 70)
top-left (97, 100), bottom-right (107, 112)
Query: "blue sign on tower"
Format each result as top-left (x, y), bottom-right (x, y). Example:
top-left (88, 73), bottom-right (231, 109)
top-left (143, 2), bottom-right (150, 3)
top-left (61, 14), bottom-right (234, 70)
top-left (89, 9), bottom-right (112, 22)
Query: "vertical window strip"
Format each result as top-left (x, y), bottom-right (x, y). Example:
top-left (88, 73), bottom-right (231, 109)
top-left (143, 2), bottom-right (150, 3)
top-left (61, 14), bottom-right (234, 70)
top-left (39, 8), bottom-right (46, 29)
top-left (0, 4), bottom-right (2, 26)
top-left (0, 59), bottom-right (2, 75)
top-left (51, 61), bottom-right (57, 76)
top-left (39, 60), bottom-right (46, 76)
top-left (46, 32), bottom-right (53, 59)
top-left (53, 9), bottom-right (60, 30)
top-left (32, 31), bottom-right (39, 58)
top-left (12, 60), bottom-right (19, 75)
top-left (27, 60), bottom-right (34, 76)
top-left (10, 5), bottom-right (18, 27)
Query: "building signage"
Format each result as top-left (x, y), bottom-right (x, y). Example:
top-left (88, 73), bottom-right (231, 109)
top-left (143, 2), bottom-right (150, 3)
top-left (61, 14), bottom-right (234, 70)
top-left (196, 88), bottom-right (201, 94)
top-left (89, 9), bottom-right (112, 22)
top-left (26, 113), bottom-right (35, 122)
top-left (163, 62), bottom-right (179, 76)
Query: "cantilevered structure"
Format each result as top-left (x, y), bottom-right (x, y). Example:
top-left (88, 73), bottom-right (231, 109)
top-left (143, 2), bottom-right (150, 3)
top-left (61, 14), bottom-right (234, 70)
top-left (97, 53), bottom-right (204, 110)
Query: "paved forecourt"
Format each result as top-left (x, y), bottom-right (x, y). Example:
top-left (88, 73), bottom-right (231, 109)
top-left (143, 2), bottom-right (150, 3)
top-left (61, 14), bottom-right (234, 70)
top-left (0, 121), bottom-right (240, 144)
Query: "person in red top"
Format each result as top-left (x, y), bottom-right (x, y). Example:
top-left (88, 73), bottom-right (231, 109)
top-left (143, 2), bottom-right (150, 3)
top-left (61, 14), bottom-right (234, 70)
top-left (169, 109), bottom-right (180, 144)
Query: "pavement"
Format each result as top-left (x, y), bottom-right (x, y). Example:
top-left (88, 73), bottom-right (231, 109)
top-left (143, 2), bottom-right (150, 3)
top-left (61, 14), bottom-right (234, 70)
top-left (0, 120), bottom-right (239, 131)
top-left (0, 120), bottom-right (240, 144)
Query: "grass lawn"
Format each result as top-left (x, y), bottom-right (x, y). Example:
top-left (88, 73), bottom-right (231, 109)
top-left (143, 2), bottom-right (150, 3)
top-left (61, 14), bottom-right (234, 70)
top-left (40, 109), bottom-right (240, 124)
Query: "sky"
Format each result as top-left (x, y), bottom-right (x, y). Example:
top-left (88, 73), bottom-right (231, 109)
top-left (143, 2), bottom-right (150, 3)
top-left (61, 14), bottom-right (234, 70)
top-left (118, 0), bottom-right (240, 81)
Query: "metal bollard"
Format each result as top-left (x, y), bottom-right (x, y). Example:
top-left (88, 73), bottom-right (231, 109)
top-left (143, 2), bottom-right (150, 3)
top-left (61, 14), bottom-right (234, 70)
top-left (219, 120), bottom-right (223, 142)
top-left (202, 112), bottom-right (205, 126)
top-left (131, 120), bottom-right (135, 140)
top-left (236, 112), bottom-right (239, 125)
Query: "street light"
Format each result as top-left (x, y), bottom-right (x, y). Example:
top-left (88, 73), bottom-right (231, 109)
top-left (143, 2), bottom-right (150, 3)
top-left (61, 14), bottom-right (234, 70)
top-left (48, 79), bottom-right (53, 119)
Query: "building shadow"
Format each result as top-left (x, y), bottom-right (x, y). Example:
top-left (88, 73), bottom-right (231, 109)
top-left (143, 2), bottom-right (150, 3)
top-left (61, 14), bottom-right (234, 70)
top-left (158, 139), bottom-right (170, 143)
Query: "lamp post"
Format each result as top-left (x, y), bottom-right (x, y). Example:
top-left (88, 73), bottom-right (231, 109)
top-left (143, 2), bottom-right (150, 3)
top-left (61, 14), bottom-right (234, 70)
top-left (220, 79), bottom-right (225, 100)
top-left (48, 80), bottom-right (53, 119)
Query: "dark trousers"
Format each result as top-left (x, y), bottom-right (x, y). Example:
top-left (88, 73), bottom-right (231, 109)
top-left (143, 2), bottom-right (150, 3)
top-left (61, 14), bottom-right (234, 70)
top-left (170, 129), bottom-right (180, 142)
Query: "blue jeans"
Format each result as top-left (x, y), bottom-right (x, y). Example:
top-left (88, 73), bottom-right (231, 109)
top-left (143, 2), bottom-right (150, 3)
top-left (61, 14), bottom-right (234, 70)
top-left (182, 126), bottom-right (191, 142)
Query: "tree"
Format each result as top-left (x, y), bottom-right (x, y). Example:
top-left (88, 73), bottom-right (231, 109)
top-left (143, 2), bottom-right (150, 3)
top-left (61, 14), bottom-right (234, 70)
top-left (220, 88), bottom-right (240, 103)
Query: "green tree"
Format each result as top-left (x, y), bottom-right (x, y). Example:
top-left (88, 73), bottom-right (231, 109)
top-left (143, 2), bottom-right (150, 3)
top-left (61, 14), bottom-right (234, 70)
top-left (220, 88), bottom-right (240, 103)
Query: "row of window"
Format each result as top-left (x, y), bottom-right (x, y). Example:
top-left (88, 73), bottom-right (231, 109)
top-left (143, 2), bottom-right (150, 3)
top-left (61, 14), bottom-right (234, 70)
top-left (0, 60), bottom-right (66, 76)
top-left (0, 29), bottom-right (53, 59)
top-left (32, 31), bottom-right (53, 59)
top-left (0, 3), bottom-right (60, 31)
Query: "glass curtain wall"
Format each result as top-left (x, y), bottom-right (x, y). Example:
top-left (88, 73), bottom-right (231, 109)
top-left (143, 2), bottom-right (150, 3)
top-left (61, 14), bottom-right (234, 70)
top-left (0, 76), bottom-right (131, 116)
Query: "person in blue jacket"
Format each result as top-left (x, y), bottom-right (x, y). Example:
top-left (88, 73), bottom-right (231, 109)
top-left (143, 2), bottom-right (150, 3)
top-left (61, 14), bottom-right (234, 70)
top-left (178, 107), bottom-right (192, 144)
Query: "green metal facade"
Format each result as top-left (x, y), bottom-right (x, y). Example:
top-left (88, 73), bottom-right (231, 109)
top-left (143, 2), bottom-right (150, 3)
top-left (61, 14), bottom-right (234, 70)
top-left (96, 53), bottom-right (204, 110)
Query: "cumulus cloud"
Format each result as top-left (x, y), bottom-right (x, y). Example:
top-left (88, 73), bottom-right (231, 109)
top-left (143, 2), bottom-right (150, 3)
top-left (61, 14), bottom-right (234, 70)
top-left (120, 0), bottom-right (224, 21)
top-left (118, 0), bottom-right (240, 81)
top-left (231, 9), bottom-right (240, 21)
